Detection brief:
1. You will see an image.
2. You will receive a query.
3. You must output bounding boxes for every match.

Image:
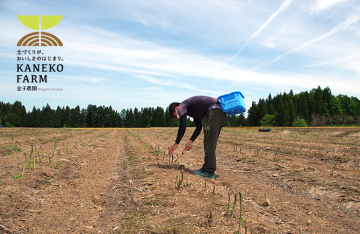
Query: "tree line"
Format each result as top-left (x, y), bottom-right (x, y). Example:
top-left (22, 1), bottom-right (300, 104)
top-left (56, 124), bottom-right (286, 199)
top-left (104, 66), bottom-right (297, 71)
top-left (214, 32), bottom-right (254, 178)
top-left (247, 86), bottom-right (360, 127)
top-left (0, 102), bottom-right (190, 128)
top-left (0, 86), bottom-right (359, 128)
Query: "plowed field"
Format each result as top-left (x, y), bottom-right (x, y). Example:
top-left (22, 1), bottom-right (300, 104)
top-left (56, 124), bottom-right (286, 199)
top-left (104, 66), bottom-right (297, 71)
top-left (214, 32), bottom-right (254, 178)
top-left (1, 127), bottom-right (360, 233)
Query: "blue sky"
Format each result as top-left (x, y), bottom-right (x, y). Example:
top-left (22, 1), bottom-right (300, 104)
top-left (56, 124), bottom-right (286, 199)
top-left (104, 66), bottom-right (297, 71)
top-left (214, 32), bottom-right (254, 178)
top-left (1, 0), bottom-right (360, 115)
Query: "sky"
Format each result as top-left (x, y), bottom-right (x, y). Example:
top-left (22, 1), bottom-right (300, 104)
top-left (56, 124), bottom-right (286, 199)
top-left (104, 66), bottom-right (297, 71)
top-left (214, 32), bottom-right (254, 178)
top-left (1, 0), bottom-right (360, 115)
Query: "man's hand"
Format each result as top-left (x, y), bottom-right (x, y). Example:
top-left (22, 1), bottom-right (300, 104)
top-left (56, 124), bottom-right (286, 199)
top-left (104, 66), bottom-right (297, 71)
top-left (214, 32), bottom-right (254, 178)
top-left (184, 140), bottom-right (193, 151)
top-left (169, 143), bottom-right (178, 155)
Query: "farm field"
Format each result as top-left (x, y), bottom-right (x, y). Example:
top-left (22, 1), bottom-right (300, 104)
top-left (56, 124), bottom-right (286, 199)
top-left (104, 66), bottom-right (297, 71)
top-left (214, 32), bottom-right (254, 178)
top-left (0, 127), bottom-right (360, 233)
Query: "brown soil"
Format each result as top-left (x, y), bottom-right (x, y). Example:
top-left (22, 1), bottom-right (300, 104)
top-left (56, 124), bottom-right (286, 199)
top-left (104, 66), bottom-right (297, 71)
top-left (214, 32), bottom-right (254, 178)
top-left (1, 127), bottom-right (360, 233)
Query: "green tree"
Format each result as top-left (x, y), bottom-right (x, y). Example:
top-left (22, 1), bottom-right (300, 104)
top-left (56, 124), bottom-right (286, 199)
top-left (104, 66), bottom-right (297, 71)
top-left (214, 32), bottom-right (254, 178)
top-left (141, 108), bottom-right (152, 128)
top-left (338, 95), bottom-right (355, 116)
top-left (307, 92), bottom-right (315, 122)
top-left (54, 106), bottom-right (63, 127)
top-left (96, 106), bottom-right (106, 127)
top-left (134, 108), bottom-right (142, 128)
top-left (289, 89), bottom-right (294, 97)
top-left (297, 92), bottom-right (309, 122)
top-left (63, 106), bottom-right (71, 127)
top-left (103, 106), bottom-right (110, 127)
top-left (152, 107), bottom-right (165, 127)
top-left (260, 114), bottom-right (276, 126)
top-left (292, 119), bottom-right (308, 127)
top-left (29, 106), bottom-right (41, 127)
top-left (71, 105), bottom-right (81, 127)
top-left (247, 101), bottom-right (259, 126)
top-left (351, 97), bottom-right (360, 117)
top-left (164, 107), bottom-right (174, 127)
top-left (237, 113), bottom-right (247, 127)
top-left (329, 96), bottom-right (343, 115)
top-left (257, 98), bottom-right (268, 123)
top-left (267, 102), bottom-right (275, 115)
top-left (266, 94), bottom-right (275, 115)
top-left (322, 86), bottom-right (332, 116)
top-left (288, 100), bottom-right (296, 125)
top-left (283, 92), bottom-right (290, 108)
top-left (0, 102), bottom-right (11, 125)
top-left (80, 108), bottom-right (87, 127)
top-left (10, 101), bottom-right (27, 127)
top-left (313, 86), bottom-right (323, 114)
top-left (276, 99), bottom-right (289, 126)
top-left (284, 100), bottom-right (290, 126)
top-left (108, 106), bottom-right (118, 127)
top-left (125, 109), bottom-right (135, 127)
top-left (40, 104), bottom-right (55, 127)
top-left (86, 105), bottom-right (97, 127)
top-left (119, 109), bottom-right (126, 127)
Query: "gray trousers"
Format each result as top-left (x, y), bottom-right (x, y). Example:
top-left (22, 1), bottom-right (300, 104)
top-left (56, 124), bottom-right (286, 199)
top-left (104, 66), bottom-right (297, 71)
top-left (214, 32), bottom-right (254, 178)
top-left (202, 107), bottom-right (227, 175)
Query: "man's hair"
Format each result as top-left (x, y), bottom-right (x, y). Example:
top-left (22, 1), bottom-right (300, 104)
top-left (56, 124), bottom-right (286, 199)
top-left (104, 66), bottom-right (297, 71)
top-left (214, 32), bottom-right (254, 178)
top-left (169, 102), bottom-right (180, 119)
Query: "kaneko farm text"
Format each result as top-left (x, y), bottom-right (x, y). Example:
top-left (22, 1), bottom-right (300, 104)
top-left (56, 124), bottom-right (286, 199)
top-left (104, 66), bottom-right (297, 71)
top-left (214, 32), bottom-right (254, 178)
top-left (16, 63), bottom-right (63, 83)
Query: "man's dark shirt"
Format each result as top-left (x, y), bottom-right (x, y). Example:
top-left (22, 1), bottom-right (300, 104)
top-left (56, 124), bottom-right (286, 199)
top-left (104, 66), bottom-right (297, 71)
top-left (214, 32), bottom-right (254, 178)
top-left (175, 96), bottom-right (218, 144)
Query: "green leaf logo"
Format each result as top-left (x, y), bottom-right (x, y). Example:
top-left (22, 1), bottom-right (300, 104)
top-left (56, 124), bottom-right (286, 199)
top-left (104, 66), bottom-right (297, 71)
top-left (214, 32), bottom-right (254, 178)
top-left (17, 15), bottom-right (39, 30)
top-left (41, 15), bottom-right (63, 30)
top-left (17, 15), bottom-right (63, 46)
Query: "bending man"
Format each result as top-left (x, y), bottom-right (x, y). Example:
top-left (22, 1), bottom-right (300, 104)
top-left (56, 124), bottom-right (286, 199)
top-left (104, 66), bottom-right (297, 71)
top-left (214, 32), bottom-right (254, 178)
top-left (168, 96), bottom-right (227, 179)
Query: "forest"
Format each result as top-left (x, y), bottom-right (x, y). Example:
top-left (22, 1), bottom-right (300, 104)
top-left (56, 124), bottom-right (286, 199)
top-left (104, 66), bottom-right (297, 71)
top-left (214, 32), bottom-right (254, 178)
top-left (0, 86), bottom-right (359, 128)
top-left (247, 86), bottom-right (360, 127)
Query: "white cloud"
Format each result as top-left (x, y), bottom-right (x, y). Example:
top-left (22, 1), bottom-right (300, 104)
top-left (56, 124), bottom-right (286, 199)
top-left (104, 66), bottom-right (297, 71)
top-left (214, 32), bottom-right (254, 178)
top-left (253, 15), bottom-right (360, 70)
top-left (54, 25), bottom-right (319, 96)
top-left (260, 39), bottom-right (276, 48)
top-left (316, 0), bottom-right (348, 10)
top-left (233, 0), bottom-right (292, 56)
top-left (308, 0), bottom-right (349, 14)
top-left (145, 87), bottom-right (161, 90)
top-left (77, 76), bottom-right (106, 83)
top-left (344, 58), bottom-right (360, 76)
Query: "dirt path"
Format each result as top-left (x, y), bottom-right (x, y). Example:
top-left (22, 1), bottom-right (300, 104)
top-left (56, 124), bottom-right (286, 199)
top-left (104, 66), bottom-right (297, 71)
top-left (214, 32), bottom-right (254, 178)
top-left (1, 127), bottom-right (360, 233)
top-left (1, 128), bottom-right (122, 233)
top-left (27, 129), bottom-right (122, 233)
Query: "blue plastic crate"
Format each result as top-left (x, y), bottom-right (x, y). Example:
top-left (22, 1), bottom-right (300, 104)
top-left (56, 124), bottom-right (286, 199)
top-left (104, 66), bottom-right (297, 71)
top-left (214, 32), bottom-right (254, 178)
top-left (218, 91), bottom-right (246, 116)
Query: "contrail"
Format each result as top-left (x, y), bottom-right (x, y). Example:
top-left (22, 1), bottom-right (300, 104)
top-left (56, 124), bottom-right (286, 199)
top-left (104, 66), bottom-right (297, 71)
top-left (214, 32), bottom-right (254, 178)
top-left (252, 15), bottom-right (360, 71)
top-left (234, 0), bottom-right (293, 58)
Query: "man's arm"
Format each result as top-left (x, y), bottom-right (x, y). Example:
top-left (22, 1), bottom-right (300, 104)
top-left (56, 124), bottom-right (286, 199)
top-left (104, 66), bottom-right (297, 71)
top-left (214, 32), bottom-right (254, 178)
top-left (175, 114), bottom-right (187, 144)
top-left (189, 118), bottom-right (202, 142)
top-left (169, 115), bottom-right (187, 155)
